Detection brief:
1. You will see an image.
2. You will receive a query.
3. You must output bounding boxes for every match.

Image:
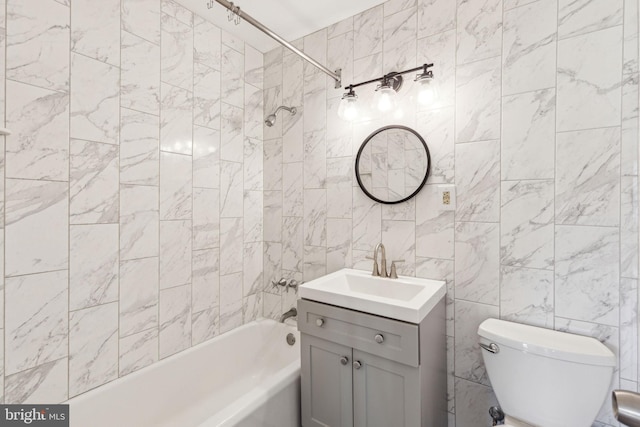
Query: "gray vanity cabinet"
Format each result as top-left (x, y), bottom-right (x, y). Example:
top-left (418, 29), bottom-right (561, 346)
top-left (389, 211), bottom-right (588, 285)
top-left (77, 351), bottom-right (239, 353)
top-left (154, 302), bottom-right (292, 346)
top-left (301, 335), bottom-right (354, 427)
top-left (352, 349), bottom-right (421, 427)
top-left (298, 298), bottom-right (446, 427)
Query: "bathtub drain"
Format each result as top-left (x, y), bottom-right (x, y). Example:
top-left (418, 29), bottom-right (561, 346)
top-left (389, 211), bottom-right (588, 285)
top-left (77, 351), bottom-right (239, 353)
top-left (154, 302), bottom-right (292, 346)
top-left (286, 333), bottom-right (296, 346)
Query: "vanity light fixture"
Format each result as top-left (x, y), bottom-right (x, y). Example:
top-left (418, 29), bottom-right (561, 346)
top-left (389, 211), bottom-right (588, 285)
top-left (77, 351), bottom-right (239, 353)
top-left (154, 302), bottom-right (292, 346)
top-left (415, 64), bottom-right (437, 106)
top-left (374, 80), bottom-right (398, 112)
top-left (374, 72), bottom-right (403, 112)
top-left (338, 63), bottom-right (435, 121)
top-left (337, 87), bottom-right (359, 121)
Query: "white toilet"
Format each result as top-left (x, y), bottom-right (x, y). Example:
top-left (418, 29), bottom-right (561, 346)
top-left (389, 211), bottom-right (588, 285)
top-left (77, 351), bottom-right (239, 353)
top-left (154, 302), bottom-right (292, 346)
top-left (478, 318), bottom-right (616, 427)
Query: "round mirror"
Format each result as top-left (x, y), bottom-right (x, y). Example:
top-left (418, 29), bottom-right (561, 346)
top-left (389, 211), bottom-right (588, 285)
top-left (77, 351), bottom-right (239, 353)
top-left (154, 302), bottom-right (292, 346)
top-left (355, 125), bottom-right (431, 204)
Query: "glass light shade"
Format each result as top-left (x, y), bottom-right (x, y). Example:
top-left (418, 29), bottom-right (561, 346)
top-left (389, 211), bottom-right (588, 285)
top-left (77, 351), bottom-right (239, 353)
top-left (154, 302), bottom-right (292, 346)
top-left (338, 92), bottom-right (359, 121)
top-left (375, 85), bottom-right (397, 112)
top-left (416, 76), bottom-right (438, 105)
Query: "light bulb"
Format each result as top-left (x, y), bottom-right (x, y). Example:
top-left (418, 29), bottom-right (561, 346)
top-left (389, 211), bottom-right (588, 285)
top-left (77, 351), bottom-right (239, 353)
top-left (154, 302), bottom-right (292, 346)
top-left (375, 85), bottom-right (397, 112)
top-left (418, 80), bottom-right (438, 105)
top-left (343, 101), bottom-right (358, 121)
top-left (338, 90), bottom-right (359, 121)
top-left (415, 70), bottom-right (438, 106)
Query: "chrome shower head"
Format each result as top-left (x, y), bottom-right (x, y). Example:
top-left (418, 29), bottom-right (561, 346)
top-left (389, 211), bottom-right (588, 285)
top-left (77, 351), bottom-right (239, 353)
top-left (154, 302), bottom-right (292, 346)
top-left (265, 105), bottom-right (297, 127)
top-left (265, 114), bottom-right (277, 127)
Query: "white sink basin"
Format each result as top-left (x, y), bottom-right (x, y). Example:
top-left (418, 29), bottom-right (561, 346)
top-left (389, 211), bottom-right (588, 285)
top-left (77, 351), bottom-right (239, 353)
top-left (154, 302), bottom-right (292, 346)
top-left (298, 268), bottom-right (446, 323)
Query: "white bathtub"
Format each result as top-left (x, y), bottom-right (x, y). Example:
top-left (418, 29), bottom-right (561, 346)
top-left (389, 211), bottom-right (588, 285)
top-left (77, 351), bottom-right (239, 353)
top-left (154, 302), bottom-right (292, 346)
top-left (67, 319), bottom-right (301, 427)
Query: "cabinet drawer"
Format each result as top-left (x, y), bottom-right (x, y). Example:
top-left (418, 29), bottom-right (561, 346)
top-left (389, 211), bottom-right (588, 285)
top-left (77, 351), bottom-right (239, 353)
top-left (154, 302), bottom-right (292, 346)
top-left (298, 299), bottom-right (419, 367)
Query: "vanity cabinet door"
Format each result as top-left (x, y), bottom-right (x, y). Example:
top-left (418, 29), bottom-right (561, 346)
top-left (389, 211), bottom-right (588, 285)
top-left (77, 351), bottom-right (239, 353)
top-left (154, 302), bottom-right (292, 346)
top-left (352, 349), bottom-right (421, 427)
top-left (301, 334), bottom-right (354, 427)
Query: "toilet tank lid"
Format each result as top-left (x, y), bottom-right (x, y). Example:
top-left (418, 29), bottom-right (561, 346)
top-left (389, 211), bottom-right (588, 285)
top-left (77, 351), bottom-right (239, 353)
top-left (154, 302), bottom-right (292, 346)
top-left (478, 318), bottom-right (616, 367)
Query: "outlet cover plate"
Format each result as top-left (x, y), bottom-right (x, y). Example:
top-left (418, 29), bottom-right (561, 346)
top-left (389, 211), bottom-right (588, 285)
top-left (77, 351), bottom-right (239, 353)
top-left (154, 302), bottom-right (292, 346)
top-left (437, 185), bottom-right (456, 211)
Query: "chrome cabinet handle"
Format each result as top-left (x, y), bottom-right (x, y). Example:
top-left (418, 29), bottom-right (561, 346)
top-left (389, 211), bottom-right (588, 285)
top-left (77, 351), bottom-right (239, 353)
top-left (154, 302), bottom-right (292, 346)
top-left (353, 361), bottom-right (362, 369)
top-left (374, 334), bottom-right (384, 344)
top-left (316, 318), bottom-right (325, 327)
top-left (340, 356), bottom-right (349, 365)
top-left (480, 342), bottom-right (499, 354)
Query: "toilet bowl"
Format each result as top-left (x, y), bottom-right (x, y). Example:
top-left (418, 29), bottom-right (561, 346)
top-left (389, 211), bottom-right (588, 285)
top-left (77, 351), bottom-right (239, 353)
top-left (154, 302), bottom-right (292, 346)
top-left (478, 318), bottom-right (616, 427)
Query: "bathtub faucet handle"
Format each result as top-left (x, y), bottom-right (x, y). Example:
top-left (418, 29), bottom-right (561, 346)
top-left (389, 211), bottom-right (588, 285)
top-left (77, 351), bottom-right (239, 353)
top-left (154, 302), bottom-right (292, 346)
top-left (287, 279), bottom-right (302, 292)
top-left (271, 278), bottom-right (287, 290)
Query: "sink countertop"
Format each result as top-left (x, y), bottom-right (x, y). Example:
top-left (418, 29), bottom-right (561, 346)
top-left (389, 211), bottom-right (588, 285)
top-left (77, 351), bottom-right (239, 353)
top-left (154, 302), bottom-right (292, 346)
top-left (298, 268), bottom-right (446, 323)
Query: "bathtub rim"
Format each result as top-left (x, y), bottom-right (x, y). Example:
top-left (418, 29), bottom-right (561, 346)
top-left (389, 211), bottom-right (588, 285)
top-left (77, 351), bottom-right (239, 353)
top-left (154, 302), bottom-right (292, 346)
top-left (66, 317), bottom-right (299, 408)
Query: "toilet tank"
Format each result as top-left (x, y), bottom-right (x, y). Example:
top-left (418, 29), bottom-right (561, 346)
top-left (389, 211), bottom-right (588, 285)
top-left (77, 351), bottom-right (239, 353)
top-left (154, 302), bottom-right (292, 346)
top-left (478, 319), bottom-right (616, 427)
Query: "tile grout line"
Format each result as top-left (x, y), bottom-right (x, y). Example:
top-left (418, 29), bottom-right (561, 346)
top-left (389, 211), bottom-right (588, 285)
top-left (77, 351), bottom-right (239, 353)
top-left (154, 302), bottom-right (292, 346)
top-left (157, 0), bottom-right (163, 365)
top-left (2, 0), bottom-right (5, 404)
top-left (451, 1), bottom-right (459, 418)
top-left (66, 0), bottom-right (71, 401)
top-left (637, 0), bottom-right (640, 389)
top-left (190, 8), bottom-right (194, 349)
top-left (117, 0), bottom-right (122, 383)
top-left (621, 0), bottom-right (627, 389)
top-left (498, 0), bottom-right (504, 330)
top-left (553, 0), bottom-right (560, 337)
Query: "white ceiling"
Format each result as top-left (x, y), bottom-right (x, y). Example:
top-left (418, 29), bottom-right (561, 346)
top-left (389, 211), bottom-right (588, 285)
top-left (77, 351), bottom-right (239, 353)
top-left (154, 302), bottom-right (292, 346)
top-left (176, 0), bottom-right (387, 52)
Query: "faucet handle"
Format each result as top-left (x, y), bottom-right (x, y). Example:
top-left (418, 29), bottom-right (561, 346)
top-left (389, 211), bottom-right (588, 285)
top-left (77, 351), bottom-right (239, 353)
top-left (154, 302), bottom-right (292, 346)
top-left (272, 278), bottom-right (287, 289)
top-left (389, 260), bottom-right (405, 279)
top-left (287, 280), bottom-right (300, 292)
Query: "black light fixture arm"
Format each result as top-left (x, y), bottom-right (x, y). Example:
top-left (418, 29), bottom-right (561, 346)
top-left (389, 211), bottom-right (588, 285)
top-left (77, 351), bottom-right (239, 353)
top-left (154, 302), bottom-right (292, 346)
top-left (344, 63), bottom-right (434, 91)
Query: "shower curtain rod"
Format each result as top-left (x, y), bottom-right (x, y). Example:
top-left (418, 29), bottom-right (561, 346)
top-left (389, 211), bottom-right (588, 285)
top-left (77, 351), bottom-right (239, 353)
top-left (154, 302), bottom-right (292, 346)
top-left (213, 0), bottom-right (342, 88)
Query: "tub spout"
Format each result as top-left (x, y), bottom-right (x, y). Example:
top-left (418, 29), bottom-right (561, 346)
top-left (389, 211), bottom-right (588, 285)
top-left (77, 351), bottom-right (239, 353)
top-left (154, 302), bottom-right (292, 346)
top-left (280, 307), bottom-right (297, 323)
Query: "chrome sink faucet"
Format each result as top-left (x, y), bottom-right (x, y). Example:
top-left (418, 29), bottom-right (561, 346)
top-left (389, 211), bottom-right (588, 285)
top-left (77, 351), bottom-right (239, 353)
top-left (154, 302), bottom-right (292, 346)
top-left (368, 243), bottom-right (405, 279)
top-left (373, 242), bottom-right (388, 278)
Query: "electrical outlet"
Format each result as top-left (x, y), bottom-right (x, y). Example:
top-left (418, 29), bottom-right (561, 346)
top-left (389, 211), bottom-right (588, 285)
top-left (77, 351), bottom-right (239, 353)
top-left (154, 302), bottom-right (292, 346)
top-left (442, 191), bottom-right (451, 205)
top-left (437, 185), bottom-right (456, 211)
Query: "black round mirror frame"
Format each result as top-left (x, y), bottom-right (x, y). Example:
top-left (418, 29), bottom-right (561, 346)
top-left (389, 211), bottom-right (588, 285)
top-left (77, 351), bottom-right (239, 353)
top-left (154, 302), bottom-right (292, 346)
top-left (355, 125), bottom-right (431, 205)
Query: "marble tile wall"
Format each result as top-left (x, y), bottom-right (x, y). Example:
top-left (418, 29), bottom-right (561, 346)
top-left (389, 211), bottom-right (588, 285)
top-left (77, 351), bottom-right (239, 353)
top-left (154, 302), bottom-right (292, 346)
top-left (262, 0), bottom-right (639, 425)
top-left (1, 0), bottom-right (637, 420)
top-left (1, 0), bottom-right (263, 402)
